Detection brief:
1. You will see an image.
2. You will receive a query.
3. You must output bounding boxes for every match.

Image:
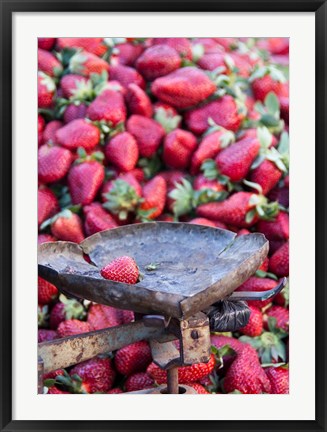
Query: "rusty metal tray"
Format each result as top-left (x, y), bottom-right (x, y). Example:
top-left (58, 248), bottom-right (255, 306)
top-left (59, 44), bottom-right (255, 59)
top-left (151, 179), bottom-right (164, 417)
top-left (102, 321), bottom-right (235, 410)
top-left (38, 222), bottom-right (269, 318)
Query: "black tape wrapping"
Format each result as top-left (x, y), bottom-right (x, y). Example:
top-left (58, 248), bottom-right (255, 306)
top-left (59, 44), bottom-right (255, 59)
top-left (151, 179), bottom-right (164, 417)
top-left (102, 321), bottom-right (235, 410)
top-left (208, 300), bottom-right (250, 332)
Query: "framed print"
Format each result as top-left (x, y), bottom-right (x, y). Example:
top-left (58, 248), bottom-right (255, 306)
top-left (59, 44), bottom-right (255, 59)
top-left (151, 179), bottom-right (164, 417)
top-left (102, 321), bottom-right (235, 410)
top-left (1, 0), bottom-right (326, 431)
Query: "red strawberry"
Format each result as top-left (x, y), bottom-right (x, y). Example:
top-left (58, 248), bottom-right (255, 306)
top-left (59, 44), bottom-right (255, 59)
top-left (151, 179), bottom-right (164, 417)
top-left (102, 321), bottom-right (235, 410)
top-left (105, 132), bottom-right (139, 172)
top-left (264, 305), bottom-right (289, 332)
top-left (269, 242), bottom-right (289, 276)
top-left (38, 276), bottom-right (58, 305)
top-left (190, 130), bottom-right (233, 175)
top-left (196, 192), bottom-right (258, 227)
top-left (216, 136), bottom-right (260, 182)
top-left (56, 119), bottom-right (100, 151)
top-left (163, 128), bottom-right (197, 170)
top-left (109, 64), bottom-right (145, 89)
top-left (116, 42), bottom-right (144, 66)
top-left (107, 388), bottom-right (123, 394)
top-left (38, 48), bottom-right (62, 77)
top-left (257, 211), bottom-right (289, 242)
top-left (38, 329), bottom-right (58, 343)
top-left (83, 202), bottom-right (118, 236)
top-left (252, 74), bottom-right (285, 102)
top-left (136, 44), bottom-right (181, 81)
top-left (38, 72), bottom-right (56, 108)
top-left (68, 158), bottom-right (105, 205)
top-left (153, 38), bottom-right (192, 60)
top-left (236, 277), bottom-right (278, 308)
top-left (139, 175), bottom-right (167, 219)
top-left (60, 74), bottom-right (88, 99)
top-left (280, 96), bottom-right (289, 124)
top-left (38, 38), bottom-right (56, 51)
top-left (239, 306), bottom-right (263, 337)
top-left (267, 38), bottom-right (289, 55)
top-left (268, 185), bottom-right (289, 209)
top-left (38, 114), bottom-right (45, 146)
top-left (125, 372), bottom-right (155, 392)
top-left (193, 174), bottom-right (225, 193)
top-left (250, 159), bottom-right (283, 195)
top-left (211, 335), bottom-right (271, 393)
top-left (87, 304), bottom-right (124, 331)
top-left (38, 234), bottom-right (56, 244)
top-left (47, 387), bottom-right (70, 394)
top-left (69, 357), bottom-right (116, 393)
top-left (115, 341), bottom-right (152, 376)
top-left (87, 89), bottom-right (126, 125)
top-left (128, 168), bottom-right (145, 183)
top-left (43, 369), bottom-right (65, 381)
top-left (151, 67), bottom-right (216, 109)
top-left (237, 229), bottom-right (250, 236)
top-left (127, 115), bottom-right (165, 157)
top-left (103, 172), bottom-right (143, 200)
top-left (224, 345), bottom-right (271, 394)
top-left (57, 319), bottom-right (91, 338)
top-left (116, 309), bottom-right (135, 324)
top-left (63, 103), bottom-right (88, 123)
top-left (42, 120), bottom-right (63, 145)
top-left (101, 256), bottom-right (139, 284)
top-left (38, 188), bottom-right (59, 226)
top-left (185, 95), bottom-right (243, 135)
top-left (147, 354), bottom-right (215, 384)
top-left (57, 38), bottom-right (107, 57)
top-left (49, 297), bottom-right (85, 330)
top-left (102, 175), bottom-right (142, 221)
top-left (69, 50), bottom-right (109, 77)
top-left (38, 144), bottom-right (73, 183)
top-left (189, 218), bottom-right (217, 228)
top-left (265, 366), bottom-right (289, 394)
top-left (186, 383), bottom-right (210, 394)
top-left (125, 83), bottom-right (153, 118)
top-left (198, 52), bottom-right (226, 72)
top-left (51, 211), bottom-right (85, 243)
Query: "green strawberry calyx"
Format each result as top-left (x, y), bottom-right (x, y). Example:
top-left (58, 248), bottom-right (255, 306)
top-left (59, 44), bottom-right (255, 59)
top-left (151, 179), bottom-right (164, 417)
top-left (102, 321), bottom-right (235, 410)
top-left (59, 294), bottom-right (86, 320)
top-left (200, 159), bottom-right (235, 192)
top-left (154, 107), bottom-right (182, 134)
top-left (254, 92), bottom-right (285, 134)
top-left (251, 126), bottom-right (289, 172)
top-left (205, 118), bottom-right (236, 148)
top-left (75, 147), bottom-right (105, 164)
top-left (40, 206), bottom-right (81, 231)
top-left (243, 180), bottom-right (280, 223)
top-left (69, 51), bottom-right (88, 74)
top-left (39, 71), bottom-right (56, 93)
top-left (239, 319), bottom-right (287, 364)
top-left (249, 65), bottom-right (287, 84)
top-left (169, 178), bottom-right (228, 218)
top-left (103, 179), bottom-right (142, 220)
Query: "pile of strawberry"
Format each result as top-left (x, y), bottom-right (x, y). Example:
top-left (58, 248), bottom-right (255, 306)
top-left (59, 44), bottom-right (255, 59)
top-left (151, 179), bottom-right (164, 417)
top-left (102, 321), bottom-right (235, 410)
top-left (38, 37), bottom-right (289, 394)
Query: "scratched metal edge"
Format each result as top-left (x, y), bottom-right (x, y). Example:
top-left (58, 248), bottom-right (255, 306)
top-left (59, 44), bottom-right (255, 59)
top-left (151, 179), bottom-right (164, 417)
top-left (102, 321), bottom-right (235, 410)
top-left (180, 234), bottom-right (269, 317)
top-left (58, 273), bottom-right (185, 317)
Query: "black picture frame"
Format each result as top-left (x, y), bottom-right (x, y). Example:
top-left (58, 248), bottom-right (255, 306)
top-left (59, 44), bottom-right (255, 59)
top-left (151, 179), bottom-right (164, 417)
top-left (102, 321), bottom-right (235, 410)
top-left (1, 1), bottom-right (326, 431)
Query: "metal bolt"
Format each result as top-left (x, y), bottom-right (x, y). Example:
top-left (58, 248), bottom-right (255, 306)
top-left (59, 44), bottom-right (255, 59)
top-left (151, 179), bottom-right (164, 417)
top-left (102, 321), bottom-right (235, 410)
top-left (191, 330), bottom-right (199, 339)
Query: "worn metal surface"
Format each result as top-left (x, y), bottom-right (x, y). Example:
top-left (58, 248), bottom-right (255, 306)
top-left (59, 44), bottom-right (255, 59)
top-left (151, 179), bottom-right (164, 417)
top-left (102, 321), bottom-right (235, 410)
top-left (38, 356), bottom-right (44, 394)
top-left (179, 312), bottom-right (211, 365)
top-left (38, 320), bottom-right (165, 373)
top-left (38, 222), bottom-right (268, 318)
top-left (167, 367), bottom-right (179, 394)
top-left (150, 340), bottom-right (181, 369)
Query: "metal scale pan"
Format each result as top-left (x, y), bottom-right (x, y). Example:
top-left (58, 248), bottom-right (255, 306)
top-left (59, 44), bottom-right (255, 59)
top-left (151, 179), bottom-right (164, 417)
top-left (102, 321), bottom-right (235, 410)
top-left (38, 222), bottom-right (269, 319)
